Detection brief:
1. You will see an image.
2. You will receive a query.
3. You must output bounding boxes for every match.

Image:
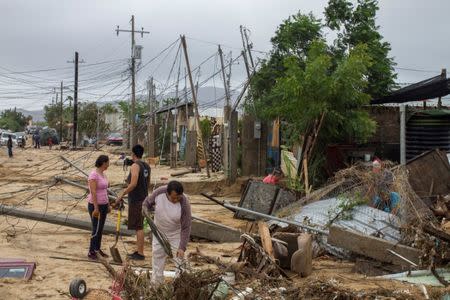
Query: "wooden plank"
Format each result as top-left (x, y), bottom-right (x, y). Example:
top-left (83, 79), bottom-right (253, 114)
top-left (423, 225), bottom-right (450, 243)
top-left (406, 149), bottom-right (450, 197)
top-left (327, 226), bottom-right (420, 266)
top-left (258, 221), bottom-right (274, 259)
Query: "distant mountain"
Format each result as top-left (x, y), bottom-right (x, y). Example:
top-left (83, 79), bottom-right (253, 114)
top-left (8, 86), bottom-right (239, 121)
top-left (16, 109), bottom-right (45, 122)
top-left (154, 86), bottom-right (238, 109)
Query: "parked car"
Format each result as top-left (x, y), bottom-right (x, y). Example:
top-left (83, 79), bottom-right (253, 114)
top-left (106, 133), bottom-right (123, 146)
top-left (15, 132), bottom-right (27, 147)
top-left (39, 128), bottom-right (59, 146)
top-left (27, 125), bottom-right (40, 135)
top-left (0, 132), bottom-right (17, 147)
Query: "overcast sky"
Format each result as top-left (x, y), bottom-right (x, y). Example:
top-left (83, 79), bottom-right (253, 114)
top-left (1, 0), bottom-right (449, 110)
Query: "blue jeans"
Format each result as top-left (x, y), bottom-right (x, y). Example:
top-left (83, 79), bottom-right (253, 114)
top-left (88, 203), bottom-right (108, 253)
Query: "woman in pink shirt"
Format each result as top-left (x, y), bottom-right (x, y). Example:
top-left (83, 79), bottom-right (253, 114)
top-left (87, 155), bottom-right (111, 260)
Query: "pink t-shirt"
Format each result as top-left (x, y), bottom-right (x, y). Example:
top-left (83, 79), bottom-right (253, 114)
top-left (87, 170), bottom-right (109, 205)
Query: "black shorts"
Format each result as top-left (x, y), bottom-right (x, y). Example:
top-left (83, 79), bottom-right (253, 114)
top-left (128, 200), bottom-right (144, 230)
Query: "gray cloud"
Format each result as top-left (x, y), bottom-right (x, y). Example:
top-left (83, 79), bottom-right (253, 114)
top-left (0, 0), bottom-right (449, 110)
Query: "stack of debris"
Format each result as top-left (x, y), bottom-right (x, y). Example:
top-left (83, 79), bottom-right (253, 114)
top-left (228, 149), bottom-right (450, 289)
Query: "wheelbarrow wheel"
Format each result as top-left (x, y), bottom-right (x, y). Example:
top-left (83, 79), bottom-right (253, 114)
top-left (69, 278), bottom-right (87, 298)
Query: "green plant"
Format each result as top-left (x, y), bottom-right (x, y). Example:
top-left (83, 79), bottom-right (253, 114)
top-left (281, 148), bottom-right (304, 192)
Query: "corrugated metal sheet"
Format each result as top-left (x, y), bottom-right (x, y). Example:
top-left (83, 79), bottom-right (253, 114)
top-left (293, 198), bottom-right (401, 241)
top-left (406, 112), bottom-right (450, 159)
top-left (379, 269), bottom-right (450, 287)
top-left (272, 198), bottom-right (402, 257)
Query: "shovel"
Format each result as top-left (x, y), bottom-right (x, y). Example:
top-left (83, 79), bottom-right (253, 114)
top-left (110, 202), bottom-right (123, 264)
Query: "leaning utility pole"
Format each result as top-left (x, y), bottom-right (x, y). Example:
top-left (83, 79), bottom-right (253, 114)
top-left (240, 26), bottom-right (251, 78)
top-left (116, 15), bottom-right (149, 148)
top-left (73, 52), bottom-right (79, 148)
top-left (180, 35), bottom-right (210, 177)
top-left (242, 26), bottom-right (255, 70)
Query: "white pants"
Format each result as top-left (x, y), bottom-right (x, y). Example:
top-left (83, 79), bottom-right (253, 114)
top-left (151, 235), bottom-right (180, 284)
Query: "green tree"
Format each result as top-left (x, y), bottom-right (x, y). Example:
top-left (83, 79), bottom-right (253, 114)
top-left (0, 108), bottom-right (30, 132)
top-left (44, 101), bottom-right (73, 139)
top-left (248, 7), bottom-right (388, 184)
top-left (325, 0), bottom-right (397, 98)
top-left (77, 102), bottom-right (110, 138)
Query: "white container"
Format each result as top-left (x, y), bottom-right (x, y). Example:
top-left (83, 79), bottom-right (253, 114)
top-left (364, 153), bottom-right (371, 162)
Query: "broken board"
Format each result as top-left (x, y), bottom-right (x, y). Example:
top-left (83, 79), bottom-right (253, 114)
top-left (235, 180), bottom-right (279, 220)
top-left (406, 149), bottom-right (450, 197)
top-left (327, 226), bottom-right (420, 267)
top-left (235, 180), bottom-right (298, 220)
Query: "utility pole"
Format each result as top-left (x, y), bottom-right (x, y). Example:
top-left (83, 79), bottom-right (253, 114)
top-left (180, 35), bottom-right (210, 177)
top-left (73, 52), bottom-right (79, 149)
top-left (116, 15), bottom-right (149, 148)
top-left (171, 59), bottom-right (182, 168)
top-left (243, 26), bottom-right (255, 70)
top-left (147, 77), bottom-right (153, 156)
top-left (60, 81), bottom-right (63, 142)
top-left (240, 26), bottom-right (251, 78)
top-left (96, 105), bottom-right (101, 150)
top-left (219, 45), bottom-right (231, 177)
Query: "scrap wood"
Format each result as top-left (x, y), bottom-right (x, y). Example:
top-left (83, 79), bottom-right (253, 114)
top-left (327, 226), bottom-right (421, 267)
top-left (188, 247), bottom-right (229, 269)
top-left (258, 221), bottom-right (274, 259)
top-left (422, 224), bottom-right (450, 243)
top-left (239, 234), bottom-right (289, 279)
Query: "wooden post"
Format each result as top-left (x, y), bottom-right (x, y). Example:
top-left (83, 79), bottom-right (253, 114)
top-left (229, 110), bottom-right (238, 183)
top-left (180, 35), bottom-right (210, 178)
top-left (258, 221), bottom-right (274, 259)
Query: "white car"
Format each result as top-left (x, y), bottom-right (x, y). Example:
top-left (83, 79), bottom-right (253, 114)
top-left (0, 132), bottom-right (17, 146)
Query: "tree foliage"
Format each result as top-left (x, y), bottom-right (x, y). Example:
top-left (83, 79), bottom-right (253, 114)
top-left (0, 108), bottom-right (30, 132)
top-left (324, 0), bottom-right (397, 98)
top-left (44, 100), bottom-right (73, 138)
top-left (248, 1), bottom-right (395, 183)
top-left (77, 102), bottom-right (110, 138)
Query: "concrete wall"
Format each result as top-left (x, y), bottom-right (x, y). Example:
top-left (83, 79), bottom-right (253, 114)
top-left (105, 112), bottom-right (124, 133)
top-left (241, 115), bottom-right (267, 177)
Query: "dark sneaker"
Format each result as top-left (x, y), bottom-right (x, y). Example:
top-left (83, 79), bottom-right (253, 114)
top-left (127, 251), bottom-right (145, 260)
top-left (88, 251), bottom-right (98, 260)
top-left (98, 250), bottom-right (109, 258)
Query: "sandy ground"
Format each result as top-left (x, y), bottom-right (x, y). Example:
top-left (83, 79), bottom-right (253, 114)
top-left (0, 144), bottom-right (437, 299)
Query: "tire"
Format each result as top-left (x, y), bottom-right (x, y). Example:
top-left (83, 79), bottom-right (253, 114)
top-left (69, 278), bottom-right (87, 298)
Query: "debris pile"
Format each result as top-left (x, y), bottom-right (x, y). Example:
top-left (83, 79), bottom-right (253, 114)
top-left (99, 258), bottom-right (223, 300)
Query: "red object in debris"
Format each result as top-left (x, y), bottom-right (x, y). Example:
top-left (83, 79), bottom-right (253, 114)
top-left (160, 177), bottom-right (168, 181)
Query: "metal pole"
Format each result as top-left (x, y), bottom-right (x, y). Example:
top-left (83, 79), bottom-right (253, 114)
top-left (72, 52), bottom-right (78, 148)
top-left (130, 15), bottom-right (136, 148)
top-left (400, 104), bottom-right (406, 165)
top-left (200, 193), bottom-right (327, 235)
top-left (60, 81), bottom-right (63, 142)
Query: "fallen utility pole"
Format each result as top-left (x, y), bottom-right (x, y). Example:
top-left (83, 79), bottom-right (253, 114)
top-left (55, 176), bottom-right (117, 202)
top-left (200, 193), bottom-right (328, 235)
top-left (59, 155), bottom-right (117, 199)
top-left (0, 204), bottom-right (134, 236)
top-left (54, 177), bottom-right (240, 242)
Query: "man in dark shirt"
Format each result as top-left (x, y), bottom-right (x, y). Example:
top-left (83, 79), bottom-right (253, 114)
top-left (116, 144), bottom-right (151, 260)
top-left (7, 135), bottom-right (13, 158)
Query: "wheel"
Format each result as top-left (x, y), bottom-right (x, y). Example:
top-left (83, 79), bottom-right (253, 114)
top-left (69, 278), bottom-right (87, 298)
